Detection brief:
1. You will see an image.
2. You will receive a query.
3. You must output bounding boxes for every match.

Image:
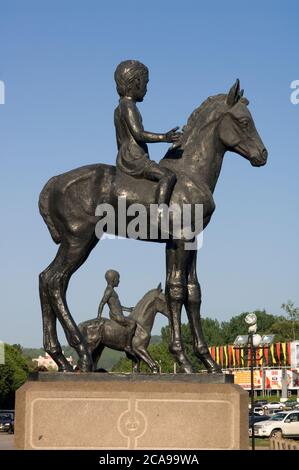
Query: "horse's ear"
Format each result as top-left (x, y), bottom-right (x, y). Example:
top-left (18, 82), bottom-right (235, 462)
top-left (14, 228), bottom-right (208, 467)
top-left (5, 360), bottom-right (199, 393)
top-left (240, 96), bottom-right (250, 106)
top-left (226, 79), bottom-right (240, 107)
top-left (157, 282), bottom-right (162, 292)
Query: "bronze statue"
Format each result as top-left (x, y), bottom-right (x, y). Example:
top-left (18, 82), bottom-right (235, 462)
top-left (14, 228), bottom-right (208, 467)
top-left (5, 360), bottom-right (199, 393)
top-left (97, 269), bottom-right (136, 356)
top-left (39, 60), bottom-right (267, 373)
top-left (79, 283), bottom-right (168, 373)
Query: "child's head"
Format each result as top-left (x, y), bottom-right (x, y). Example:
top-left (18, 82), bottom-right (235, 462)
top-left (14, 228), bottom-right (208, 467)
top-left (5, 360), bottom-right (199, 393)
top-left (105, 269), bottom-right (120, 287)
top-left (114, 60), bottom-right (149, 101)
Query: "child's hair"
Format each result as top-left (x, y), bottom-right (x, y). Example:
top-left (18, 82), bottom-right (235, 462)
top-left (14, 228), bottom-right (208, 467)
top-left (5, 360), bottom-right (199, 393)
top-left (105, 269), bottom-right (119, 283)
top-left (114, 60), bottom-right (148, 97)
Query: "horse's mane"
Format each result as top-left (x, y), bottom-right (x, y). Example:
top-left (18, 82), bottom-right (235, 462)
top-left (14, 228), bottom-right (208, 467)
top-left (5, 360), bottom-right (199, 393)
top-left (183, 94), bottom-right (226, 142)
top-left (130, 288), bottom-right (158, 320)
top-left (164, 94), bottom-right (227, 160)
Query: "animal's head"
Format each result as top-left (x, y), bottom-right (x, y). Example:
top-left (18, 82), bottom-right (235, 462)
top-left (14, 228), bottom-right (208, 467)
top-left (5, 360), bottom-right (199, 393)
top-left (133, 283), bottom-right (169, 319)
top-left (218, 79), bottom-right (268, 167)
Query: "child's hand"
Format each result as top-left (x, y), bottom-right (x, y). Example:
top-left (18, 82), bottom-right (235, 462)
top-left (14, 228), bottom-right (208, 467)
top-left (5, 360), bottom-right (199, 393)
top-left (165, 127), bottom-right (182, 146)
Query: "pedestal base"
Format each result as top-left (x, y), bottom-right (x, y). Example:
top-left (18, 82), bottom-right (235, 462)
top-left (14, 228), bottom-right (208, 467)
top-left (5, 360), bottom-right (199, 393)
top-left (15, 373), bottom-right (247, 450)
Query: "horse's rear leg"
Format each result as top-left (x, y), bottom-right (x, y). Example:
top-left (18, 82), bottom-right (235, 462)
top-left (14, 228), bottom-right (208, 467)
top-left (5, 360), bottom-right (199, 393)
top-left (92, 344), bottom-right (105, 371)
top-left (132, 357), bottom-right (141, 373)
top-left (46, 235), bottom-right (98, 371)
top-left (39, 266), bottom-right (73, 371)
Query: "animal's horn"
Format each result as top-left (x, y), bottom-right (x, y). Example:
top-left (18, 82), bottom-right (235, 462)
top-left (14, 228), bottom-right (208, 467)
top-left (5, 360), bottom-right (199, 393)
top-left (157, 282), bottom-right (162, 292)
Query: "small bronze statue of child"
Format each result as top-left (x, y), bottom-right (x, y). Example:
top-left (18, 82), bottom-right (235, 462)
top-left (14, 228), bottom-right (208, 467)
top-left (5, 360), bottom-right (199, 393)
top-left (98, 269), bottom-right (136, 355)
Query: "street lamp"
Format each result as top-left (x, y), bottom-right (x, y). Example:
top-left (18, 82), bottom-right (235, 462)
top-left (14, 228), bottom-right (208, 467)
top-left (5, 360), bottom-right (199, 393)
top-left (234, 314), bottom-right (274, 451)
top-left (245, 312), bottom-right (258, 451)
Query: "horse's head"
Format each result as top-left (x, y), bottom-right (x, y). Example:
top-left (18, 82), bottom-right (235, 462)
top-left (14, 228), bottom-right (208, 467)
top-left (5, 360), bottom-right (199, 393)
top-left (132, 283), bottom-right (169, 324)
top-left (218, 79), bottom-right (268, 167)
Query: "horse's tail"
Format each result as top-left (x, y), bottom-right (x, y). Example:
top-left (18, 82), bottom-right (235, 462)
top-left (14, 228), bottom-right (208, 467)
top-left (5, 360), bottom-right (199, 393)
top-left (38, 176), bottom-right (61, 244)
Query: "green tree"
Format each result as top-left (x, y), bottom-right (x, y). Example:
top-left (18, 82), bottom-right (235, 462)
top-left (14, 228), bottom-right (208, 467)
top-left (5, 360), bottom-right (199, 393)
top-left (281, 300), bottom-right (299, 340)
top-left (0, 344), bottom-right (31, 408)
top-left (109, 308), bottom-right (298, 372)
top-left (220, 310), bottom-right (283, 344)
top-left (271, 319), bottom-right (299, 342)
top-left (202, 318), bottom-right (223, 345)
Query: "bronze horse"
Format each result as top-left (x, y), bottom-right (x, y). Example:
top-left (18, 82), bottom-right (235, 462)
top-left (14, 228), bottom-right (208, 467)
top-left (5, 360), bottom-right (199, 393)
top-left (39, 79), bottom-right (267, 373)
top-left (78, 284), bottom-right (169, 373)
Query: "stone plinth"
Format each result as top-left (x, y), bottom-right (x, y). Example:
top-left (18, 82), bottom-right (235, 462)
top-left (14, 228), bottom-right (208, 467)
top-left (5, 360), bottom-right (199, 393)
top-left (15, 373), bottom-right (247, 450)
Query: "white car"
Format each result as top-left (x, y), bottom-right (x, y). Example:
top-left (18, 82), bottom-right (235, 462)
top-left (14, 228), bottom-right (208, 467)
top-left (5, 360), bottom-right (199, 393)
top-left (262, 402), bottom-right (285, 411)
top-left (254, 411), bottom-right (299, 438)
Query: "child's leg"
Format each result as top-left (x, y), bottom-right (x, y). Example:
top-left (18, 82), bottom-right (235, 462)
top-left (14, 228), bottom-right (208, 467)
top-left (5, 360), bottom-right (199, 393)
top-left (143, 161), bottom-right (177, 206)
top-left (111, 314), bottom-right (136, 355)
top-left (125, 318), bottom-right (137, 354)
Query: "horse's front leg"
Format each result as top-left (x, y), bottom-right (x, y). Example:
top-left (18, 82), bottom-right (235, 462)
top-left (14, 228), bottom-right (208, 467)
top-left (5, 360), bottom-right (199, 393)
top-left (133, 346), bottom-right (159, 373)
top-left (185, 250), bottom-right (222, 373)
top-left (165, 241), bottom-right (193, 373)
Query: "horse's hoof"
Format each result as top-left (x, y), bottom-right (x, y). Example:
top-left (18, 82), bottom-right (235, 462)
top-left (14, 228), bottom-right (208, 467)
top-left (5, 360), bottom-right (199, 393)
top-left (152, 366), bottom-right (159, 374)
top-left (77, 355), bottom-right (93, 372)
top-left (53, 354), bottom-right (74, 372)
top-left (198, 352), bottom-right (222, 374)
top-left (208, 368), bottom-right (223, 374)
top-left (181, 363), bottom-right (193, 374)
top-left (58, 363), bottom-right (74, 372)
top-left (169, 342), bottom-right (193, 373)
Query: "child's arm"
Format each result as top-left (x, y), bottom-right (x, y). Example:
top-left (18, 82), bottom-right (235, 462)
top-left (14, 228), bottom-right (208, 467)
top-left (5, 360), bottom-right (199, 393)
top-left (122, 100), bottom-right (181, 144)
top-left (97, 286), bottom-right (113, 318)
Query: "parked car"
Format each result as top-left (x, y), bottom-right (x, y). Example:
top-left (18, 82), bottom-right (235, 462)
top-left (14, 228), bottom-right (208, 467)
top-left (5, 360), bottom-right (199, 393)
top-left (262, 402), bottom-right (285, 411)
top-left (248, 400), bottom-right (268, 410)
top-left (254, 411), bottom-right (299, 438)
top-left (249, 411), bottom-right (265, 417)
top-left (264, 408), bottom-right (283, 417)
top-left (0, 413), bottom-right (14, 433)
top-left (249, 415), bottom-right (269, 436)
top-left (283, 400), bottom-right (299, 410)
top-left (254, 400), bottom-right (268, 408)
top-left (252, 407), bottom-right (265, 415)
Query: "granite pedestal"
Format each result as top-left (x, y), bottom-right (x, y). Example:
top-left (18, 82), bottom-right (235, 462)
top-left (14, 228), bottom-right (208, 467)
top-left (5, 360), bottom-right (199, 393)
top-left (15, 373), bottom-right (248, 450)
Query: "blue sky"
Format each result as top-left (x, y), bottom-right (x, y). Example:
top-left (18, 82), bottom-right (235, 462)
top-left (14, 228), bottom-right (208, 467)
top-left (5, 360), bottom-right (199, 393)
top-left (0, 1), bottom-right (298, 347)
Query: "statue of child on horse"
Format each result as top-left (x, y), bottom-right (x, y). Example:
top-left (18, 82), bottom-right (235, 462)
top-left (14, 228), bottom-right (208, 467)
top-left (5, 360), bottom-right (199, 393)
top-left (79, 274), bottom-right (169, 373)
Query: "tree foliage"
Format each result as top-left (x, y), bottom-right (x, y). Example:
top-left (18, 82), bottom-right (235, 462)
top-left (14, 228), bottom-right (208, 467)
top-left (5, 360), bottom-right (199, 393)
top-left (112, 307), bottom-right (299, 372)
top-left (0, 344), bottom-right (32, 408)
top-left (281, 300), bottom-right (299, 340)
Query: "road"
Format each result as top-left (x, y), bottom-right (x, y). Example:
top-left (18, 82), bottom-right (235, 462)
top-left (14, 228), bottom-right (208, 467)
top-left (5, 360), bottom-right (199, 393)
top-left (0, 434), bottom-right (15, 450)
top-left (0, 433), bottom-right (269, 450)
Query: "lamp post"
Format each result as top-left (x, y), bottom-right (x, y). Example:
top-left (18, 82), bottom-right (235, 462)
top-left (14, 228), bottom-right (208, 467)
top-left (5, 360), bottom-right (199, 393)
top-left (234, 315), bottom-right (274, 451)
top-left (244, 313), bottom-right (259, 451)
